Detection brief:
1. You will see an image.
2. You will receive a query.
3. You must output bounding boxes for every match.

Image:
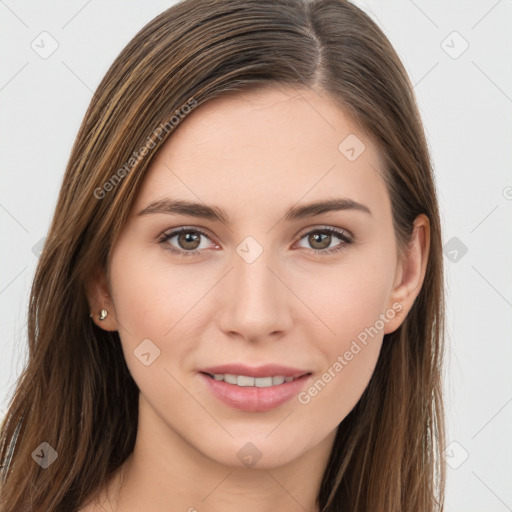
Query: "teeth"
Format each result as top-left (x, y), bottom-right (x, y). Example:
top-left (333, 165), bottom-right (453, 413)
top-left (209, 373), bottom-right (299, 387)
top-left (238, 375), bottom-right (254, 387)
top-left (224, 374), bottom-right (237, 385)
top-left (255, 377), bottom-right (273, 387)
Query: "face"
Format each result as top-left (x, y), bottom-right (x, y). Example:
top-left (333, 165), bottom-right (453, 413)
top-left (93, 86), bottom-right (416, 469)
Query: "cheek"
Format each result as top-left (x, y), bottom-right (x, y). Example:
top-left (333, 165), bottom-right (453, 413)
top-left (304, 250), bottom-right (396, 348)
top-left (107, 249), bottom-right (199, 416)
top-left (108, 244), bottom-right (216, 384)
top-left (294, 254), bottom-right (395, 424)
top-left (297, 286), bottom-right (386, 432)
top-left (109, 242), bottom-right (209, 338)
top-left (298, 338), bottom-right (382, 437)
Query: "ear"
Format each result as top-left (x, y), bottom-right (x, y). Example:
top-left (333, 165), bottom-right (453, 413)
top-left (85, 266), bottom-right (118, 332)
top-left (384, 213), bottom-right (430, 335)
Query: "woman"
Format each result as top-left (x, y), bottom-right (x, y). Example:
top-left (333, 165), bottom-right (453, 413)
top-left (0, 0), bottom-right (445, 510)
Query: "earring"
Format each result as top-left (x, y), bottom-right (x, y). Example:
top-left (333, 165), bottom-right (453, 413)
top-left (99, 309), bottom-right (108, 321)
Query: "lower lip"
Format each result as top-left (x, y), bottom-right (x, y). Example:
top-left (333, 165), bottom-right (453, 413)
top-left (199, 372), bottom-right (312, 412)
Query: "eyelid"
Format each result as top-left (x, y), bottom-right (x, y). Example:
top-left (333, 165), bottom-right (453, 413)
top-left (158, 224), bottom-right (354, 256)
top-left (158, 226), bottom-right (218, 248)
top-left (159, 224), bottom-right (353, 242)
top-left (295, 224), bottom-right (353, 242)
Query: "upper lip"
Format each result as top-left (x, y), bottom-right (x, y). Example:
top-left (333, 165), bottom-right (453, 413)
top-left (199, 364), bottom-right (311, 379)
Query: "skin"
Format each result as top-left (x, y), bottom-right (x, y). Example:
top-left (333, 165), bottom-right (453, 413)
top-left (82, 86), bottom-right (429, 512)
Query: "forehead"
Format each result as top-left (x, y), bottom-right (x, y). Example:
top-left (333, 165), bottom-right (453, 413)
top-left (134, 86), bottom-right (390, 222)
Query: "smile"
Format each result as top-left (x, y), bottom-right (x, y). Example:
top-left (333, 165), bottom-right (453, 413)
top-left (203, 373), bottom-right (297, 387)
top-left (199, 371), bottom-right (312, 412)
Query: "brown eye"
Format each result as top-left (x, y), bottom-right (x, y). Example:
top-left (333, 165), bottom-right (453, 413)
top-left (177, 231), bottom-right (201, 250)
top-left (296, 227), bottom-right (353, 255)
top-left (308, 232), bottom-right (332, 250)
top-left (159, 227), bottom-right (215, 257)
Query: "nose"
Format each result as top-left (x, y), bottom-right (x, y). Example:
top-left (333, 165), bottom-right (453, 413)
top-left (217, 248), bottom-right (293, 342)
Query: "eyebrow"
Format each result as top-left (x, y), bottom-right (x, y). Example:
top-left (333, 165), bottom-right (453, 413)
top-left (137, 197), bottom-right (372, 223)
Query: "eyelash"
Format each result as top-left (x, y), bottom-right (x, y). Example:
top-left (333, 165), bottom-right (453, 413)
top-left (158, 226), bottom-right (353, 258)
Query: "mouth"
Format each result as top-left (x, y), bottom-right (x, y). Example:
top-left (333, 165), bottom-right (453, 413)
top-left (198, 365), bottom-right (313, 412)
top-left (200, 372), bottom-right (310, 388)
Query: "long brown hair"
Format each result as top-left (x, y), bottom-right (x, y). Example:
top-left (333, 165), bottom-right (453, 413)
top-left (0, 0), bottom-right (445, 510)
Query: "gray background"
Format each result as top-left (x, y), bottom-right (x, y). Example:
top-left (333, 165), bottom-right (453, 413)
top-left (1, 1), bottom-right (511, 510)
